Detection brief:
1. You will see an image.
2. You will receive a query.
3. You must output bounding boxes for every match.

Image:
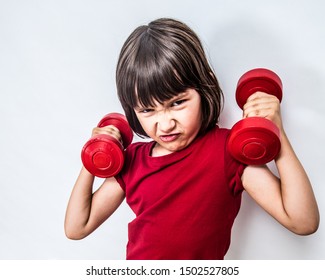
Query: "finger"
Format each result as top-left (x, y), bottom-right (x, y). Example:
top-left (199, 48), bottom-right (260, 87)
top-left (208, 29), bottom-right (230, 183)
top-left (244, 93), bottom-right (279, 112)
top-left (245, 92), bottom-right (274, 107)
top-left (246, 91), bottom-right (270, 102)
top-left (102, 125), bottom-right (122, 142)
top-left (243, 108), bottom-right (262, 118)
top-left (243, 100), bottom-right (280, 120)
top-left (91, 125), bottom-right (122, 143)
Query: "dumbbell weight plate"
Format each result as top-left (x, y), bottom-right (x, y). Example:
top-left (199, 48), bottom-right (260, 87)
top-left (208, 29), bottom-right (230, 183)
top-left (228, 117), bottom-right (281, 165)
top-left (236, 68), bottom-right (283, 109)
top-left (81, 134), bottom-right (124, 178)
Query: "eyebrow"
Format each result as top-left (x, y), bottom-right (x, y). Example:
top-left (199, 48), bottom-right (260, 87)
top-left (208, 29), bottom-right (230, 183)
top-left (168, 92), bottom-right (189, 102)
top-left (134, 91), bottom-right (189, 109)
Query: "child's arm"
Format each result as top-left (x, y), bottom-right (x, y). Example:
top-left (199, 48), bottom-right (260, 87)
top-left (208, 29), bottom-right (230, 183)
top-left (241, 92), bottom-right (320, 235)
top-left (64, 126), bottom-right (125, 240)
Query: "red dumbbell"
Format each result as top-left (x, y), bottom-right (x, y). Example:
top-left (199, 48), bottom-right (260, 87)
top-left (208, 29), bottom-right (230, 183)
top-left (228, 68), bottom-right (283, 165)
top-left (81, 113), bottom-right (133, 178)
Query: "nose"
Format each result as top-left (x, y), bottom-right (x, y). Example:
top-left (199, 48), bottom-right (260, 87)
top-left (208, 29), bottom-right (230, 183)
top-left (157, 111), bottom-right (176, 133)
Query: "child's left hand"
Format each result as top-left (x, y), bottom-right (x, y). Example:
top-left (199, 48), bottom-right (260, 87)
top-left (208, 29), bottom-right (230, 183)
top-left (242, 91), bottom-right (283, 132)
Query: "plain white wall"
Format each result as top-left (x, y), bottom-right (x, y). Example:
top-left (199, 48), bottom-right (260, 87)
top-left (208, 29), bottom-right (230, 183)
top-left (0, 0), bottom-right (324, 259)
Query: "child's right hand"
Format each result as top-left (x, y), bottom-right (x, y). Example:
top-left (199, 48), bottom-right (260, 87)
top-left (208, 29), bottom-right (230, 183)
top-left (91, 125), bottom-right (123, 144)
top-left (242, 91), bottom-right (283, 133)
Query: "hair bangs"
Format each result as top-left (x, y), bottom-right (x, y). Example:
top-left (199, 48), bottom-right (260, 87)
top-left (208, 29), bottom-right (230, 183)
top-left (133, 43), bottom-right (188, 109)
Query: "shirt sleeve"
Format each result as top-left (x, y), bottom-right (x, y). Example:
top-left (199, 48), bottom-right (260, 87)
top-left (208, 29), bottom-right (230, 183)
top-left (224, 133), bottom-right (247, 196)
top-left (114, 142), bottom-right (140, 193)
top-left (114, 145), bottom-right (133, 192)
top-left (115, 173), bottom-right (126, 192)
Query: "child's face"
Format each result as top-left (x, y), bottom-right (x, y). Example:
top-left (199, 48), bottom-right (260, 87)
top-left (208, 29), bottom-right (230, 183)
top-left (134, 88), bottom-right (202, 156)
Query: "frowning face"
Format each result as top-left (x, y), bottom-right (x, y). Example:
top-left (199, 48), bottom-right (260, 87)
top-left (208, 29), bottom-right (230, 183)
top-left (134, 88), bottom-right (202, 157)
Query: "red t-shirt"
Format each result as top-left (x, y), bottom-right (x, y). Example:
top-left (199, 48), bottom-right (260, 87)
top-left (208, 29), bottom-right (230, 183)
top-left (116, 126), bottom-right (246, 260)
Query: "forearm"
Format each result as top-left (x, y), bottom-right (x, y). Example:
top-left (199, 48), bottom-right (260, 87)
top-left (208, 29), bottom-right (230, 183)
top-left (242, 92), bottom-right (319, 234)
top-left (64, 167), bottom-right (95, 239)
top-left (275, 129), bottom-right (319, 234)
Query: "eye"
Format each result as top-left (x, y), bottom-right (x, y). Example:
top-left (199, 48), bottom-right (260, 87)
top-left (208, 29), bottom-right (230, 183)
top-left (171, 99), bottom-right (187, 107)
top-left (138, 108), bottom-right (154, 114)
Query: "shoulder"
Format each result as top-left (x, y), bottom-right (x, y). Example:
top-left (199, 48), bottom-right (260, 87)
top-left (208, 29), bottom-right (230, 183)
top-left (207, 125), bottom-right (230, 137)
top-left (202, 125), bottom-right (231, 146)
top-left (125, 140), bottom-right (153, 155)
top-left (122, 140), bottom-right (155, 167)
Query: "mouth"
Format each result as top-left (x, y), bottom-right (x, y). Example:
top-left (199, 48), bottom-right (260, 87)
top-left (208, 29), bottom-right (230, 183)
top-left (159, 133), bottom-right (180, 143)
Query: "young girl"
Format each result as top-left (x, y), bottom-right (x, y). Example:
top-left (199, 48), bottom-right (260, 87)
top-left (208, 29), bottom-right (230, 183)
top-left (65, 18), bottom-right (319, 260)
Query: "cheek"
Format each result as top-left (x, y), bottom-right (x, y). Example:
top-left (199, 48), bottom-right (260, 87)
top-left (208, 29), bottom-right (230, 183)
top-left (177, 112), bottom-right (201, 135)
top-left (137, 117), bottom-right (155, 135)
top-left (184, 105), bottom-right (202, 126)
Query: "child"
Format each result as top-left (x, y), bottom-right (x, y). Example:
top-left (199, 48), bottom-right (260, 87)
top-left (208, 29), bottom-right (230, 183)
top-left (65, 18), bottom-right (319, 260)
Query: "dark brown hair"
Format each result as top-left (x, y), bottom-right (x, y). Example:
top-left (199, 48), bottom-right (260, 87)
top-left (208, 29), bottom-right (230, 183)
top-left (116, 18), bottom-right (223, 137)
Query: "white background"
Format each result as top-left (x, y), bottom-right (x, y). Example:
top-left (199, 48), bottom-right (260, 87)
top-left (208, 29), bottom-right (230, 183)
top-left (0, 0), bottom-right (324, 260)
